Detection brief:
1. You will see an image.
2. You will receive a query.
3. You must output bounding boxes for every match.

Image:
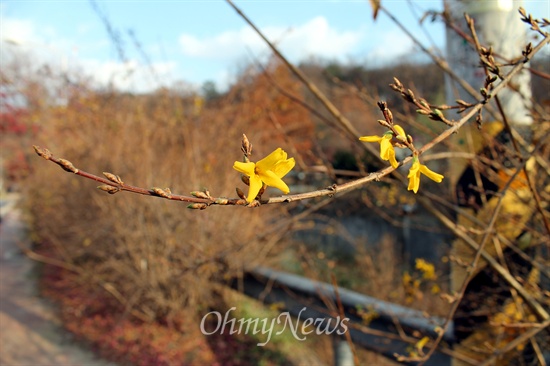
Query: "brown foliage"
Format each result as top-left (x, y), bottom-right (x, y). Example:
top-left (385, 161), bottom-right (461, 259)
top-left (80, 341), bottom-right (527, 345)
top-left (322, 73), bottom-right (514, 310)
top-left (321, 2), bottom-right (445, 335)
top-left (210, 60), bottom-right (316, 162)
top-left (23, 78), bottom-right (300, 322)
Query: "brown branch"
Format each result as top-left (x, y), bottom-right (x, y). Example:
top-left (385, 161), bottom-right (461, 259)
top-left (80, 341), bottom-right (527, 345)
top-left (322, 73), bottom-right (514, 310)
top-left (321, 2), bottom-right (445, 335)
top-left (494, 96), bottom-right (550, 241)
top-left (379, 5), bottom-right (501, 120)
top-left (417, 145), bottom-right (549, 363)
top-left (225, 0), bottom-right (380, 160)
top-left (269, 33), bottom-right (549, 204)
top-left (479, 318), bottom-right (550, 366)
top-left (34, 29), bottom-right (550, 210)
top-left (32, 145), bottom-right (245, 208)
top-left (424, 190), bottom-right (550, 279)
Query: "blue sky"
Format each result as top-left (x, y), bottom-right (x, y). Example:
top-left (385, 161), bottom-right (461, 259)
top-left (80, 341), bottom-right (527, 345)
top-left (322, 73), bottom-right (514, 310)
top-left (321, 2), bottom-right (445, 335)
top-left (1, 0), bottom-right (548, 93)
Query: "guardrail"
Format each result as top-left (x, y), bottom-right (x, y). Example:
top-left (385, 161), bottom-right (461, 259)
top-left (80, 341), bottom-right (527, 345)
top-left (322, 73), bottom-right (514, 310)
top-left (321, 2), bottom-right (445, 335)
top-left (231, 266), bottom-right (454, 365)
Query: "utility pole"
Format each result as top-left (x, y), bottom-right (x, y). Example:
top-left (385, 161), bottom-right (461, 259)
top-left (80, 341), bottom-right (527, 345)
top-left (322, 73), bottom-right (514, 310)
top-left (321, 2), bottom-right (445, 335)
top-left (444, 1), bottom-right (537, 365)
top-left (445, 0), bottom-right (532, 126)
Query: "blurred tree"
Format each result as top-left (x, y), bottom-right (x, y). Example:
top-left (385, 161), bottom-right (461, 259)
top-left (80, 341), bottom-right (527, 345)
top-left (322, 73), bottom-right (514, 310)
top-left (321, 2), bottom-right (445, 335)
top-left (202, 80), bottom-right (221, 101)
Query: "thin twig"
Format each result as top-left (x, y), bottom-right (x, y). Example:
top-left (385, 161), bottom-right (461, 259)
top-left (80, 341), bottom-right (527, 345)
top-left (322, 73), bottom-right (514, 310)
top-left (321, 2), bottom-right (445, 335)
top-left (225, 0), bottom-right (379, 160)
top-left (478, 318), bottom-right (550, 366)
top-left (36, 6), bottom-right (548, 211)
top-left (32, 145), bottom-right (240, 207)
top-left (269, 33), bottom-right (550, 203)
top-left (417, 145), bottom-right (549, 363)
top-left (495, 95), bottom-right (550, 242)
top-left (379, 5), bottom-right (502, 120)
top-left (424, 191), bottom-right (550, 279)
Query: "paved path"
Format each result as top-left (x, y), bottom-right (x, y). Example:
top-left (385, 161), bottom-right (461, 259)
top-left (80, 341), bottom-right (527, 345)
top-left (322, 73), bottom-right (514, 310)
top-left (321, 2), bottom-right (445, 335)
top-left (0, 195), bottom-right (115, 366)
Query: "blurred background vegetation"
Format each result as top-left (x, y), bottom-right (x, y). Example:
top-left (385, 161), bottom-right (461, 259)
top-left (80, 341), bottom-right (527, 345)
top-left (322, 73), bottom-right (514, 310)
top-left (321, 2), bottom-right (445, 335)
top-left (1, 22), bottom-right (549, 363)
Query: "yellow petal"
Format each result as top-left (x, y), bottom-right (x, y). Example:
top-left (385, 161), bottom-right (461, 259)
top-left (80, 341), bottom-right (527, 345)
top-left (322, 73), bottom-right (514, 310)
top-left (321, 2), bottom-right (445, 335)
top-left (256, 148), bottom-right (286, 172)
top-left (408, 160), bottom-right (420, 178)
top-left (387, 147), bottom-right (399, 168)
top-left (408, 174), bottom-right (420, 193)
top-left (246, 174), bottom-right (263, 202)
top-left (393, 124), bottom-right (406, 139)
top-left (271, 157), bottom-right (295, 178)
top-left (359, 135), bottom-right (383, 142)
top-left (415, 336), bottom-right (430, 352)
top-left (419, 164), bottom-right (444, 183)
top-left (259, 169), bottom-right (290, 194)
top-left (233, 161), bottom-right (256, 176)
top-left (380, 136), bottom-right (393, 160)
top-left (408, 161), bottom-right (421, 193)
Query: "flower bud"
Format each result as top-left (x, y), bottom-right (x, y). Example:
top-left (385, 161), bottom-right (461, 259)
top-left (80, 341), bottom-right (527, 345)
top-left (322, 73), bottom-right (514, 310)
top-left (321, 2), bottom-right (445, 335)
top-left (430, 109), bottom-right (444, 121)
top-left (215, 197), bottom-right (229, 205)
top-left (456, 99), bottom-right (471, 107)
top-left (386, 108), bottom-right (393, 123)
top-left (33, 145), bottom-right (52, 160)
top-left (187, 203), bottom-right (207, 210)
top-left (103, 172), bottom-right (123, 185)
top-left (418, 98), bottom-right (430, 109)
top-left (191, 191), bottom-right (209, 199)
top-left (59, 159), bottom-right (78, 173)
top-left (97, 185), bottom-right (119, 194)
top-left (480, 87), bottom-right (489, 98)
top-left (377, 119), bottom-right (390, 128)
top-left (392, 77), bottom-right (403, 89)
top-left (151, 187), bottom-right (171, 198)
top-left (236, 187), bottom-right (246, 200)
top-left (241, 134), bottom-right (252, 156)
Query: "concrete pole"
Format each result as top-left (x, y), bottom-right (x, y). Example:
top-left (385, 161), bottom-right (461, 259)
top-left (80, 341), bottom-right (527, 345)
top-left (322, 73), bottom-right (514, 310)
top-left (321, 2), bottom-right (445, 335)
top-left (444, 1), bottom-right (535, 365)
top-left (333, 336), bottom-right (354, 366)
top-left (444, 0), bottom-right (532, 126)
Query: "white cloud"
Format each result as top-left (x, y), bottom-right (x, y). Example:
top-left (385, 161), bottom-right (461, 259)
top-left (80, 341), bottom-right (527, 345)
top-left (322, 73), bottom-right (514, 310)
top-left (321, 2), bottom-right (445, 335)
top-left (79, 59), bottom-right (178, 93)
top-left (280, 16), bottom-right (364, 59)
top-left (367, 29), bottom-right (416, 64)
top-left (1, 15), bottom-right (178, 93)
top-left (1, 16), bottom-right (74, 71)
top-left (179, 16), bottom-right (365, 63)
top-left (0, 17), bottom-right (37, 45)
top-left (0, 16), bottom-right (61, 53)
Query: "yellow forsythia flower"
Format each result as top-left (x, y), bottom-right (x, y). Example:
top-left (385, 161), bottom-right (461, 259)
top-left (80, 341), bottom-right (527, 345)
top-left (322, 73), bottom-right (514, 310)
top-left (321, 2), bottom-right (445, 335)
top-left (415, 258), bottom-right (437, 280)
top-left (233, 148), bottom-right (295, 202)
top-left (359, 124), bottom-right (406, 168)
top-left (407, 158), bottom-right (444, 194)
top-left (415, 336), bottom-right (430, 355)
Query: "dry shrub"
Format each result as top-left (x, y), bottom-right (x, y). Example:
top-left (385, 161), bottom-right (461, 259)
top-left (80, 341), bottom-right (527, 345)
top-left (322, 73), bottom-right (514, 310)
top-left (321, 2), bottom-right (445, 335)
top-left (207, 60), bottom-right (316, 161)
top-left (9, 54), bottom-right (320, 364)
top-left (23, 81), bottom-right (297, 322)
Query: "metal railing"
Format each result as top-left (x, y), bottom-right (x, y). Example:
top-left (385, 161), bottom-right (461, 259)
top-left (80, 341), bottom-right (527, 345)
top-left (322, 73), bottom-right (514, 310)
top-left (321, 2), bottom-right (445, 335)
top-left (231, 266), bottom-right (454, 365)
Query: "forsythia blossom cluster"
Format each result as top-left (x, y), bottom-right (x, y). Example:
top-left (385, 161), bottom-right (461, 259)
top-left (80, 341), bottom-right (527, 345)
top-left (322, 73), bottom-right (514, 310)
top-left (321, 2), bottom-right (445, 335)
top-left (359, 124), bottom-right (406, 169)
top-left (233, 148), bottom-right (295, 202)
top-left (359, 125), bottom-right (443, 194)
top-left (407, 157), bottom-right (444, 194)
